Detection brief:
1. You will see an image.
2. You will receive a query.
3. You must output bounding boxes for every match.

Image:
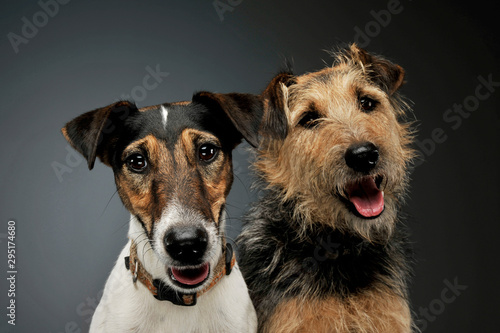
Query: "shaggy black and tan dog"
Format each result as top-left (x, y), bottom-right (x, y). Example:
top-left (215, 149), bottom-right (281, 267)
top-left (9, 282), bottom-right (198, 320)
top-left (237, 44), bottom-right (416, 332)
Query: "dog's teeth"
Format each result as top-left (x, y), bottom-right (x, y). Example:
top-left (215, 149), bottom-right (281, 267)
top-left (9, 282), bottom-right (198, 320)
top-left (171, 273), bottom-right (176, 281)
top-left (382, 191), bottom-right (385, 198)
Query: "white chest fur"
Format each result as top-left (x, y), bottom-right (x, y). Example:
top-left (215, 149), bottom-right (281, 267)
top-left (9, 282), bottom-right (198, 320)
top-left (90, 241), bottom-right (257, 333)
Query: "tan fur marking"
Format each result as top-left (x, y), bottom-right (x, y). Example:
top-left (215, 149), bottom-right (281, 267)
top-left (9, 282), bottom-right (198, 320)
top-left (116, 129), bottom-right (233, 232)
top-left (266, 284), bottom-right (411, 333)
top-left (116, 134), bottom-right (173, 233)
top-left (138, 101), bottom-right (190, 112)
top-left (178, 129), bottom-right (232, 224)
top-left (171, 101), bottom-right (191, 106)
top-left (61, 127), bottom-right (70, 143)
top-left (138, 105), bottom-right (159, 112)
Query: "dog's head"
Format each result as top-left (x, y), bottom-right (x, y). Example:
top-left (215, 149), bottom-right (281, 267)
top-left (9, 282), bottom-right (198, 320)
top-left (62, 93), bottom-right (261, 292)
top-left (253, 44), bottom-right (415, 242)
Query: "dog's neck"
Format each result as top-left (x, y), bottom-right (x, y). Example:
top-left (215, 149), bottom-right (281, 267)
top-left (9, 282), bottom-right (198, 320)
top-left (245, 192), bottom-right (411, 299)
top-left (259, 191), bottom-right (372, 253)
top-left (125, 239), bottom-right (235, 306)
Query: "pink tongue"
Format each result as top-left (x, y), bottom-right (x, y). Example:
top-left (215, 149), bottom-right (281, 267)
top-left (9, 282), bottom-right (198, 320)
top-left (348, 178), bottom-right (384, 218)
top-left (171, 263), bottom-right (209, 285)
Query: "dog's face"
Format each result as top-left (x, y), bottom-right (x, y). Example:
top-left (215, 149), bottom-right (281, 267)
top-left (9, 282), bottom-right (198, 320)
top-left (256, 45), bottom-right (414, 242)
top-left (115, 103), bottom-right (236, 290)
top-left (63, 93), bottom-right (261, 292)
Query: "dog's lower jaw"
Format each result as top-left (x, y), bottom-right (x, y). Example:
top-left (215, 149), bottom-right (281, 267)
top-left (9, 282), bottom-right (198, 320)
top-left (89, 215), bottom-right (257, 333)
top-left (274, 190), bottom-right (398, 243)
top-left (90, 241), bottom-right (257, 333)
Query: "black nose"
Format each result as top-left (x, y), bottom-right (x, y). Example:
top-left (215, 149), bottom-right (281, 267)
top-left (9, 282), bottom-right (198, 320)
top-left (164, 226), bottom-right (208, 264)
top-left (345, 142), bottom-right (379, 173)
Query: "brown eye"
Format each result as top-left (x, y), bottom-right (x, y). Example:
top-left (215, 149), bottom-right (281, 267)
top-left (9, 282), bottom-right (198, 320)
top-left (298, 111), bottom-right (321, 128)
top-left (359, 97), bottom-right (377, 112)
top-left (126, 153), bottom-right (148, 172)
top-left (199, 144), bottom-right (219, 162)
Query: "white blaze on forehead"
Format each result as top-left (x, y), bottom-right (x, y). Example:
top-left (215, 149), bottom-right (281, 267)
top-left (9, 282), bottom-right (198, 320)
top-left (160, 106), bottom-right (168, 129)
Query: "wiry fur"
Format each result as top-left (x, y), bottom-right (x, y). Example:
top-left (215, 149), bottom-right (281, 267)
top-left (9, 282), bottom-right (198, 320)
top-left (238, 44), bottom-right (417, 332)
top-left (267, 283), bottom-right (411, 333)
top-left (239, 195), bottom-right (413, 332)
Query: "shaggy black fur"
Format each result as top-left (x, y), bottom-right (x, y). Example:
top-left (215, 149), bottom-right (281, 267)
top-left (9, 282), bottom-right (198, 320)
top-left (237, 190), bottom-right (413, 329)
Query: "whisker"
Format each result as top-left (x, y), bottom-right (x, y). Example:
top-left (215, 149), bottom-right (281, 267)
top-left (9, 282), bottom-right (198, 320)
top-left (100, 189), bottom-right (119, 217)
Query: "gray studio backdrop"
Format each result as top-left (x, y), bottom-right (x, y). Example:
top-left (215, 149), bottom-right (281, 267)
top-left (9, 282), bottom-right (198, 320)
top-left (1, 0), bottom-right (499, 332)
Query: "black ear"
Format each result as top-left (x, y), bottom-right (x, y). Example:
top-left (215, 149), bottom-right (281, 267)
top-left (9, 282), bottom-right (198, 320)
top-left (346, 44), bottom-right (405, 95)
top-left (260, 72), bottom-right (296, 142)
top-left (62, 101), bottom-right (138, 170)
top-left (192, 92), bottom-right (263, 148)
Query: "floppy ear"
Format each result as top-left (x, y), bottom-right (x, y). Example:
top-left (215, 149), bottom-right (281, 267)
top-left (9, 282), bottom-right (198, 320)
top-left (347, 44), bottom-right (405, 95)
top-left (61, 101), bottom-right (139, 170)
top-left (192, 73), bottom-right (295, 148)
top-left (192, 92), bottom-right (263, 148)
top-left (260, 72), bottom-right (296, 142)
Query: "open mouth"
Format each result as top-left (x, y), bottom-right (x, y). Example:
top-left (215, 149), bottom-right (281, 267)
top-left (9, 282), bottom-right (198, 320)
top-left (168, 263), bottom-right (210, 289)
top-left (345, 175), bottom-right (384, 219)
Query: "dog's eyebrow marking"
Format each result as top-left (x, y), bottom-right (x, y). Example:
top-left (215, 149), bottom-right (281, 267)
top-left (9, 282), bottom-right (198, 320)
top-left (160, 106), bottom-right (168, 129)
